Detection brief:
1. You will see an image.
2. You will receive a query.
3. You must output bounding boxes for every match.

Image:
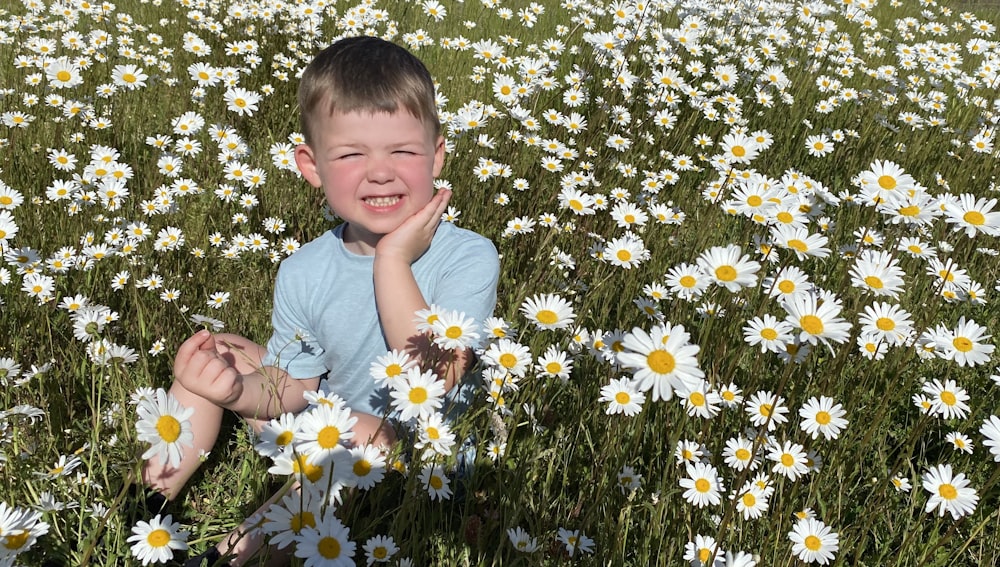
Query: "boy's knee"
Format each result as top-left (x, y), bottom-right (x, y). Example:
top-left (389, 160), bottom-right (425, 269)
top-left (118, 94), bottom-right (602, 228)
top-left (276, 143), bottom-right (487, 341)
top-left (351, 412), bottom-right (397, 448)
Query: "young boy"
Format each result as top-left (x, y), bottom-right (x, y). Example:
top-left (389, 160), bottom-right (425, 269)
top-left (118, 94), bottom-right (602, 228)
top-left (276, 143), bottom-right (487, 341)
top-left (141, 36), bottom-right (500, 565)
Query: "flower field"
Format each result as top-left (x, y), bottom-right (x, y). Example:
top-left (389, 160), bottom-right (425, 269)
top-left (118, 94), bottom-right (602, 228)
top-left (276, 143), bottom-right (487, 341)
top-left (1, 0), bottom-right (1000, 565)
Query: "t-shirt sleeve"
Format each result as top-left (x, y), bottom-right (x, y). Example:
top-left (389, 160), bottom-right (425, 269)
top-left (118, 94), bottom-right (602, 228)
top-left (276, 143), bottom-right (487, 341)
top-left (261, 260), bottom-right (328, 379)
top-left (428, 231), bottom-right (500, 328)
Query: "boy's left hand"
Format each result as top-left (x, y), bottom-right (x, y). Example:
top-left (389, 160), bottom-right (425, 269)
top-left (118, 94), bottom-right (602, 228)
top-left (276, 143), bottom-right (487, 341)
top-left (375, 188), bottom-right (451, 264)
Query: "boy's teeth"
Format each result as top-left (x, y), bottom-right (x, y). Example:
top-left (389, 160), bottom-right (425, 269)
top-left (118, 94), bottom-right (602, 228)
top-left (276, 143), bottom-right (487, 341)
top-left (365, 196), bottom-right (400, 207)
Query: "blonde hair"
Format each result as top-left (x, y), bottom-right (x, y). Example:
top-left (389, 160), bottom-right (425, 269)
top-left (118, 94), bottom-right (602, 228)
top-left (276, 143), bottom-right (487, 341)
top-left (298, 36), bottom-right (440, 145)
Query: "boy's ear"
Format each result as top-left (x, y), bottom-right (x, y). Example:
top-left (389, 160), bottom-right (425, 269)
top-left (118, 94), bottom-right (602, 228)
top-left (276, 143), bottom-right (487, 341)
top-left (432, 135), bottom-right (445, 178)
top-left (294, 144), bottom-right (323, 188)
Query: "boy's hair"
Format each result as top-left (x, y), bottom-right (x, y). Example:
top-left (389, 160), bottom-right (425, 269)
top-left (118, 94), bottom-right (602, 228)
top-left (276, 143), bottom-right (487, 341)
top-left (298, 36), bottom-right (440, 144)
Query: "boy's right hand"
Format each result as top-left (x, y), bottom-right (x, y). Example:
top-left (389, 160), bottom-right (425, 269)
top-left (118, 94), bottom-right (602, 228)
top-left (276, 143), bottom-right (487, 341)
top-left (173, 330), bottom-right (244, 407)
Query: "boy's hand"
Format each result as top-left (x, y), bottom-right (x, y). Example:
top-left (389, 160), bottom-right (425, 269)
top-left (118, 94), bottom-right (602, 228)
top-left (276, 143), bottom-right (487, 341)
top-left (375, 188), bottom-right (451, 264)
top-left (173, 330), bottom-right (244, 407)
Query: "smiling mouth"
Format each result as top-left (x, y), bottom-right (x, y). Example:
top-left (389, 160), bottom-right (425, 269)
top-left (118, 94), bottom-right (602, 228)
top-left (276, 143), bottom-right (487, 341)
top-left (364, 195), bottom-right (401, 207)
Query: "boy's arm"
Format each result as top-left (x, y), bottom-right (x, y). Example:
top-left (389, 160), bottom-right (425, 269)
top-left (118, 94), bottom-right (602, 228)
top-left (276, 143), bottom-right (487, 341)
top-left (373, 189), bottom-right (471, 390)
top-left (174, 330), bottom-right (319, 420)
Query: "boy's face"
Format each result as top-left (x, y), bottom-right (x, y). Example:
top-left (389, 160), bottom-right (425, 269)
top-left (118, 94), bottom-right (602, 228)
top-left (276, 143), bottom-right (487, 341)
top-left (295, 108), bottom-right (445, 253)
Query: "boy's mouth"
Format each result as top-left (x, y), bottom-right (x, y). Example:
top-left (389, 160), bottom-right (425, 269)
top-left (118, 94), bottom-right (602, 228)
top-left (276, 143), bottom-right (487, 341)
top-left (363, 195), bottom-right (401, 207)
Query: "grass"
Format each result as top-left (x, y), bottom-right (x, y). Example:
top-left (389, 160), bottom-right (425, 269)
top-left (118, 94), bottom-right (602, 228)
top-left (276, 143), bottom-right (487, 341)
top-left (1, 0), bottom-right (1000, 565)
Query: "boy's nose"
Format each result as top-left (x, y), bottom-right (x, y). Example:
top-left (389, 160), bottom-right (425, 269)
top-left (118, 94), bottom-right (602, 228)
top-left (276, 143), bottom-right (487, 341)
top-left (366, 156), bottom-right (394, 183)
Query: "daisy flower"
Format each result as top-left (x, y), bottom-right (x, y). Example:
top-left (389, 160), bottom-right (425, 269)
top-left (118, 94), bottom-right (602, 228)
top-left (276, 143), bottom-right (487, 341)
top-left (390, 368), bottom-right (446, 422)
top-left (617, 323), bottom-right (704, 401)
top-left (857, 301), bottom-right (914, 347)
top-left (598, 377), bottom-right (645, 416)
top-left (262, 490), bottom-right (321, 550)
top-left (723, 435), bottom-right (760, 471)
top-left (696, 244), bottom-right (761, 293)
top-left (556, 528), bottom-right (594, 557)
top-left (678, 381), bottom-right (721, 419)
top-left (946, 431), bottom-right (974, 454)
top-left (788, 517), bottom-right (839, 565)
top-left (0, 503), bottom-right (49, 558)
top-left (857, 160), bottom-right (915, 204)
top-left (415, 413), bottom-right (457, 457)
top-left (849, 250), bottom-right (906, 298)
top-left (891, 475), bottom-right (913, 492)
top-left (798, 396), bottom-right (849, 440)
top-left (745, 390), bottom-right (789, 431)
top-left (293, 512), bottom-right (356, 566)
top-left (481, 338), bottom-right (532, 377)
top-left (419, 463), bottom-right (452, 501)
top-left (680, 462), bottom-right (724, 508)
top-left (128, 514), bottom-right (189, 565)
top-left (743, 314), bottom-right (794, 354)
top-left (781, 292), bottom-right (852, 349)
top-left (664, 262), bottom-right (710, 300)
top-left (943, 194), bottom-right (1000, 238)
top-left (135, 388), bottom-right (195, 468)
top-left (718, 382), bottom-right (744, 407)
top-left (506, 526), bottom-right (539, 553)
top-left (347, 444), bottom-right (387, 490)
top-left (430, 309), bottom-right (481, 351)
top-left (936, 316), bottom-right (994, 367)
top-left (535, 344), bottom-right (573, 381)
top-left (922, 463), bottom-right (979, 519)
top-left (605, 233), bottom-right (650, 269)
top-left (363, 534), bottom-right (398, 564)
top-left (295, 403), bottom-right (357, 458)
top-left (921, 378), bottom-right (971, 420)
top-left (979, 415), bottom-right (1000, 462)
top-left (684, 534), bottom-right (724, 566)
top-left (520, 293), bottom-right (575, 330)
top-left (735, 484), bottom-right (769, 520)
top-left (369, 349), bottom-right (417, 387)
top-left (768, 440), bottom-right (810, 481)
top-left (255, 412), bottom-right (301, 459)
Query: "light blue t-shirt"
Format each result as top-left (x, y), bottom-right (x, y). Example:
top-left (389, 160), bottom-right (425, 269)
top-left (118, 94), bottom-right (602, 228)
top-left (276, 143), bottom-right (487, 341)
top-left (261, 221), bottom-right (500, 417)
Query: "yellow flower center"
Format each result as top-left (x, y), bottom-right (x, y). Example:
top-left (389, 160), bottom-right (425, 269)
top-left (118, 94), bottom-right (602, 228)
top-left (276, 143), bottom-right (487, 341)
top-left (776, 211), bottom-right (793, 224)
top-left (385, 363), bottom-right (402, 378)
top-left (788, 239), bottom-right (807, 252)
top-left (760, 328), bottom-right (778, 340)
top-left (877, 175), bottom-right (896, 190)
top-left (695, 478), bottom-right (711, 492)
top-left (899, 205), bottom-right (919, 217)
top-left (800, 314), bottom-right (824, 335)
top-left (731, 145), bottom-right (746, 157)
top-left (742, 492), bottom-right (756, 507)
top-left (499, 353), bottom-right (518, 369)
top-left (963, 211), bottom-right (984, 226)
top-left (546, 362), bottom-right (562, 375)
top-left (275, 430), bottom-right (293, 446)
top-left (318, 536), bottom-right (341, 559)
top-left (57, 70), bottom-right (72, 82)
top-left (952, 337), bottom-right (973, 352)
top-left (781, 453), bottom-right (795, 467)
top-left (647, 349), bottom-right (676, 374)
top-left (938, 483), bottom-right (957, 500)
top-left (353, 459), bottom-right (372, 476)
top-left (430, 475), bottom-right (443, 489)
top-left (940, 391), bottom-right (957, 406)
top-left (409, 387), bottom-right (428, 404)
top-left (536, 309), bottom-right (558, 325)
top-left (317, 425), bottom-right (340, 449)
top-left (735, 448), bottom-right (751, 461)
top-left (804, 535), bottom-right (822, 551)
top-left (146, 529), bottom-right (170, 548)
top-left (679, 275), bottom-right (697, 288)
top-left (156, 415), bottom-right (181, 443)
top-left (778, 280), bottom-right (796, 294)
top-left (615, 391), bottom-right (631, 404)
top-left (445, 326), bottom-right (463, 339)
top-left (876, 317), bottom-right (895, 331)
top-left (864, 276), bottom-right (884, 289)
top-left (815, 411), bottom-right (831, 425)
top-left (715, 265), bottom-right (737, 282)
top-left (290, 511), bottom-right (316, 533)
top-left (617, 249), bottom-right (632, 262)
top-left (689, 392), bottom-right (706, 406)
top-left (760, 404), bottom-right (772, 417)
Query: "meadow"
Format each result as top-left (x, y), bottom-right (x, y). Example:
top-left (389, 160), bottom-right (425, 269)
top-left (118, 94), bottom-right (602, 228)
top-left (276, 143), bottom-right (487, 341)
top-left (1, 0), bottom-right (999, 565)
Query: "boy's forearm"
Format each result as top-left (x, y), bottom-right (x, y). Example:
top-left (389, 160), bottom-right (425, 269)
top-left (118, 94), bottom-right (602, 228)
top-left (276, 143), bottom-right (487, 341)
top-left (224, 367), bottom-right (316, 420)
top-left (373, 256), bottom-right (467, 390)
